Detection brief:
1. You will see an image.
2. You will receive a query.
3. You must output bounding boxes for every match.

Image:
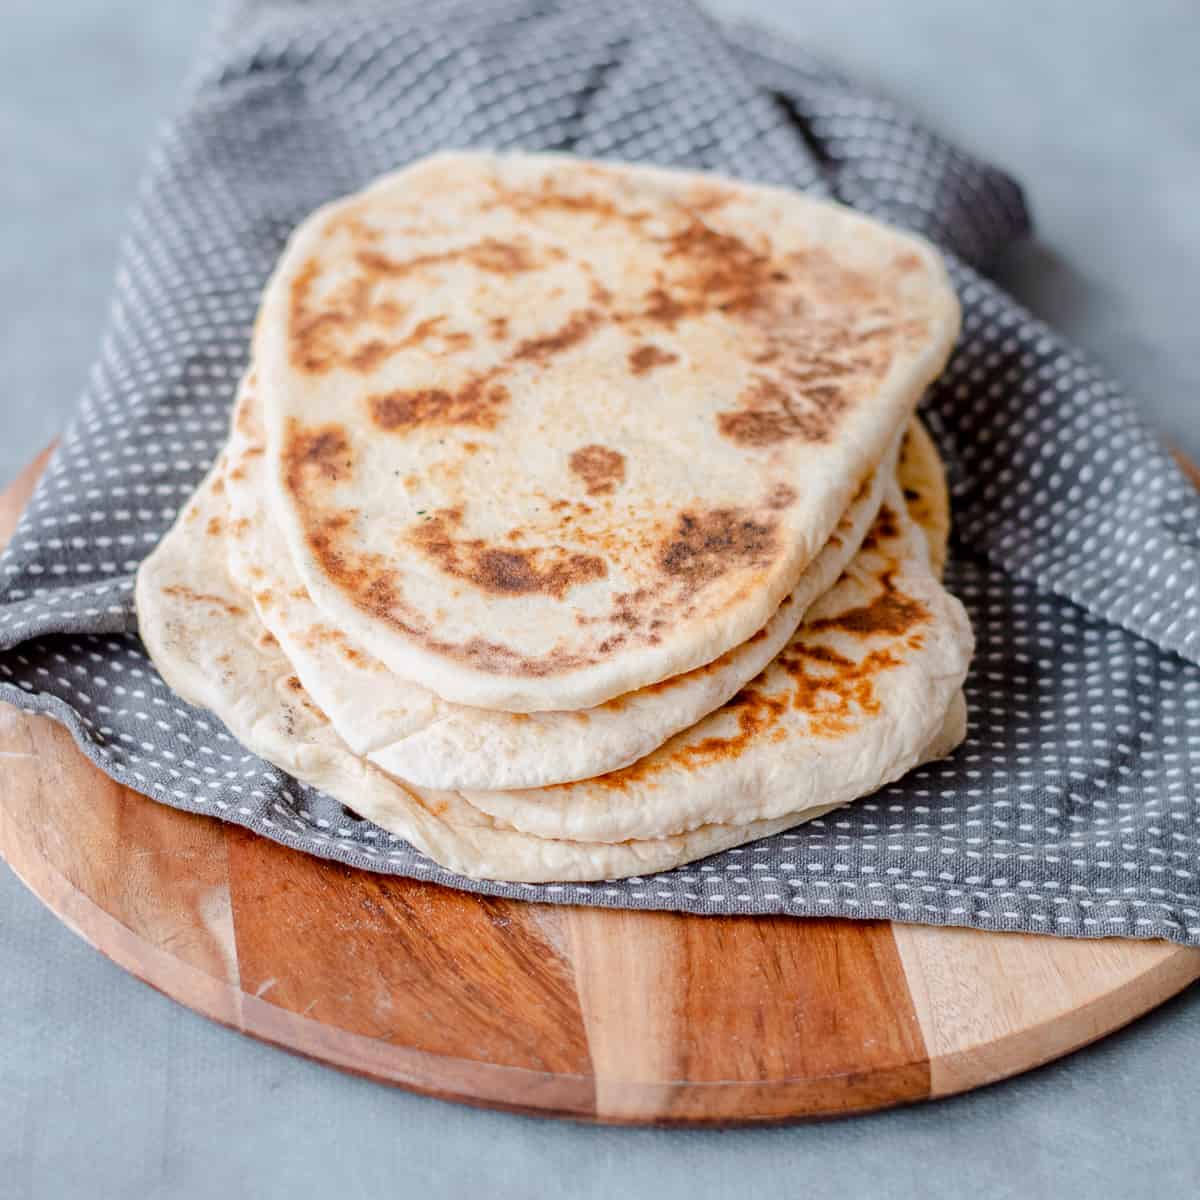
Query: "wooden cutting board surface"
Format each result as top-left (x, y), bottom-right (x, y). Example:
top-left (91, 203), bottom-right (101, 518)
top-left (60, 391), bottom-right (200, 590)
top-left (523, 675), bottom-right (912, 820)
top-left (2, 448), bottom-right (1199, 1125)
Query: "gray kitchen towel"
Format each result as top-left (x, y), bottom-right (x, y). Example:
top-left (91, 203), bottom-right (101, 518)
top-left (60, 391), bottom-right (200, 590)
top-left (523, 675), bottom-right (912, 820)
top-left (3, 0), bottom-right (1199, 942)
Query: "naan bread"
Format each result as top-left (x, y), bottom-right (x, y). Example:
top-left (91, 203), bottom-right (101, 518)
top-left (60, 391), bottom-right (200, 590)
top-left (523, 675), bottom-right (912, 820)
top-left (254, 151), bottom-right (960, 711)
top-left (460, 476), bottom-right (972, 841)
top-left (225, 373), bottom-right (896, 790)
top-left (135, 456), bottom-right (969, 882)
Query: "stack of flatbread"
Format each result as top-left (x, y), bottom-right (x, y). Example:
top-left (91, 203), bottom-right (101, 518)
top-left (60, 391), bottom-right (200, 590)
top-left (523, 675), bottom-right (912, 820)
top-left (136, 152), bottom-right (973, 882)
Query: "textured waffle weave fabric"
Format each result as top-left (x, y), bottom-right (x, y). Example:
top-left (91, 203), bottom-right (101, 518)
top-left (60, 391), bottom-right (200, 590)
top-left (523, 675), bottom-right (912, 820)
top-left (3, 0), bottom-right (1200, 942)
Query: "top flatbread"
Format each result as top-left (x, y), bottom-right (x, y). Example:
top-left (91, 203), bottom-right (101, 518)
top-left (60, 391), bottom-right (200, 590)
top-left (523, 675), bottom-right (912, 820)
top-left (255, 152), bottom-right (960, 711)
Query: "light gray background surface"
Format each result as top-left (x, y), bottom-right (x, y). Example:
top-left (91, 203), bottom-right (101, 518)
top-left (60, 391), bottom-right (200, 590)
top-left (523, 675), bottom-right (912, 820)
top-left (1, 2), bottom-right (1197, 1197)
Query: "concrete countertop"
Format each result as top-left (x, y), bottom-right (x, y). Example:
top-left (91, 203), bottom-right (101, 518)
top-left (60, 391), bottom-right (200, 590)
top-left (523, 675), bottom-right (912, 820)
top-left (2, 2), bottom-right (1197, 1197)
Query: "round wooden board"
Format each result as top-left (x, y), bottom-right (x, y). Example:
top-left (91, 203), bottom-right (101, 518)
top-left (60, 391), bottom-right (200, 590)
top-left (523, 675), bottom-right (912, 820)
top-left (3, 449), bottom-right (1200, 1125)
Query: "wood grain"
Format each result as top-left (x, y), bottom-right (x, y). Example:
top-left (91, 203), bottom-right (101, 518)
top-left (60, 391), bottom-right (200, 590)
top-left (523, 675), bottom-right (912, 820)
top-left (891, 922), bottom-right (1199, 1096)
top-left (1, 447), bottom-right (1199, 1123)
top-left (564, 908), bottom-right (930, 1121)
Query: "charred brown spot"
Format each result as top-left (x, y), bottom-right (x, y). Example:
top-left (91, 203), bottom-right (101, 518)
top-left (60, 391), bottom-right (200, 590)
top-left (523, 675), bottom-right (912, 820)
top-left (282, 422), bottom-right (354, 495)
top-left (775, 644), bottom-right (898, 737)
top-left (859, 504), bottom-right (903, 553)
top-left (411, 510), bottom-right (606, 600)
top-left (294, 541), bottom-right (597, 681)
top-left (511, 309), bottom-right (601, 364)
top-left (850, 470), bottom-right (874, 505)
top-left (687, 687), bottom-right (790, 757)
top-left (488, 315), bottom-right (509, 341)
top-left (161, 585), bottom-right (244, 618)
top-left (808, 566), bottom-right (928, 638)
top-left (368, 374), bottom-right (509, 432)
top-left (451, 635), bottom-right (590, 677)
top-left (877, 505), bottom-right (902, 541)
top-left (356, 237), bottom-right (537, 280)
top-left (568, 444), bottom-right (626, 496)
top-left (591, 601), bottom-right (920, 788)
top-left (306, 626), bottom-right (375, 670)
top-left (624, 220), bottom-right (775, 330)
top-left (628, 343), bottom-right (678, 375)
top-left (476, 547), bottom-right (604, 599)
top-left (343, 315), bottom-right (470, 371)
top-left (626, 236), bottom-right (922, 447)
top-left (502, 186), bottom-right (651, 230)
top-left (639, 287), bottom-right (697, 328)
top-left (659, 508), bottom-right (778, 589)
top-left (205, 516), bottom-right (223, 537)
top-left (718, 375), bottom-right (849, 447)
top-left (340, 642), bottom-right (369, 667)
top-left (585, 684), bottom-right (791, 789)
top-left (290, 241), bottom-right (524, 374)
top-left (344, 339), bottom-right (388, 373)
top-left (403, 316), bottom-right (469, 355)
top-left (467, 238), bottom-right (537, 274)
top-left (588, 279), bottom-right (614, 307)
top-left (660, 220), bottom-right (775, 315)
top-left (289, 261), bottom-right (410, 375)
top-left (765, 483), bottom-right (798, 510)
top-left (612, 587), bottom-right (648, 628)
top-left (288, 258), bottom-right (331, 372)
